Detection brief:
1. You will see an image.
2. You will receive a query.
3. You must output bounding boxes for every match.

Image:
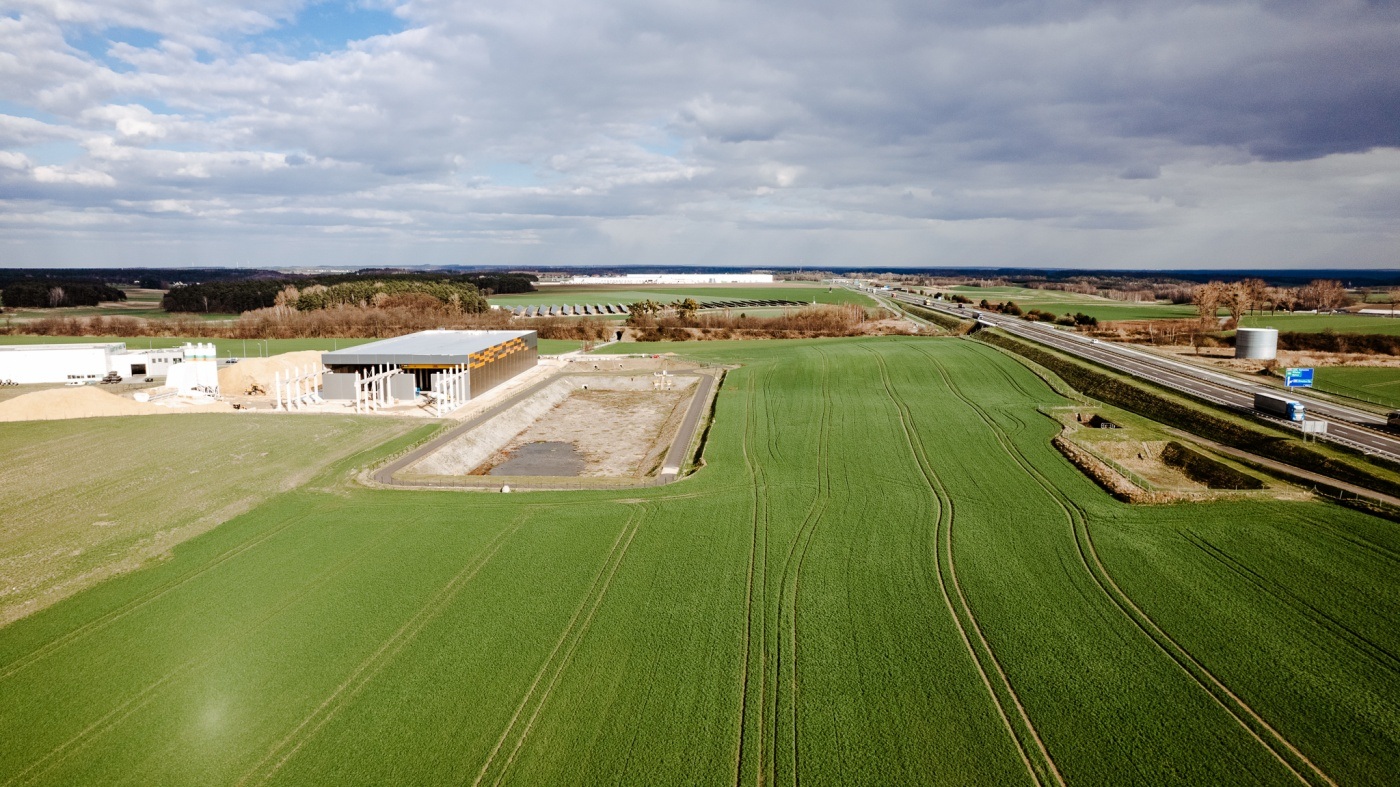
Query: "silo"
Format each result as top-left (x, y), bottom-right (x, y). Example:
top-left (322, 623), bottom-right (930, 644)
top-left (1236, 327), bottom-right (1279, 360)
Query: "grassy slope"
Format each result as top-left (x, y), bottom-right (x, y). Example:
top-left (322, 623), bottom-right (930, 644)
top-left (1313, 367), bottom-right (1400, 409)
top-left (0, 338), bottom-right (1395, 785)
top-left (488, 284), bottom-right (874, 308)
top-left (0, 414), bottom-right (420, 626)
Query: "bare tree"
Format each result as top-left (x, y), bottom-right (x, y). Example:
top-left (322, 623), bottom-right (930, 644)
top-left (1241, 278), bottom-right (1268, 316)
top-left (1190, 282), bottom-right (1225, 354)
top-left (1317, 279), bottom-right (1348, 312)
top-left (1192, 282), bottom-right (1223, 324)
top-left (47, 286), bottom-right (65, 308)
top-left (1389, 287), bottom-right (1400, 317)
top-left (1220, 282), bottom-right (1250, 326)
top-left (1299, 279), bottom-right (1347, 312)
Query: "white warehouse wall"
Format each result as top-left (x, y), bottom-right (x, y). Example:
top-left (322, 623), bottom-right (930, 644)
top-left (561, 273), bottom-right (775, 285)
top-left (0, 344), bottom-right (124, 384)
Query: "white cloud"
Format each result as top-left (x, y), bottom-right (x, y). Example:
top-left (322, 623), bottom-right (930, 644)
top-left (0, 0), bottom-right (1398, 266)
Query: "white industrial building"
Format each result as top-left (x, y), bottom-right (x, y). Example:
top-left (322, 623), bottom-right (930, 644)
top-left (561, 273), bottom-right (774, 285)
top-left (0, 342), bottom-right (186, 384)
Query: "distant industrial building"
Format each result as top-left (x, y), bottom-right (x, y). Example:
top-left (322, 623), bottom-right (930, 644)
top-left (320, 330), bottom-right (537, 407)
top-left (561, 273), bottom-right (774, 285)
top-left (0, 342), bottom-right (185, 384)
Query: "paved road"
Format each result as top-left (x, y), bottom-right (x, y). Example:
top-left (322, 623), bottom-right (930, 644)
top-left (869, 288), bottom-right (1400, 461)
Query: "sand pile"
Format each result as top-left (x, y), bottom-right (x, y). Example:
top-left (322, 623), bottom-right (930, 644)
top-left (0, 387), bottom-right (158, 422)
top-left (218, 351), bottom-right (324, 395)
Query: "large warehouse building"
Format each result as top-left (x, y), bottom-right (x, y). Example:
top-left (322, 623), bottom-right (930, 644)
top-left (0, 342), bottom-right (186, 384)
top-left (320, 329), bottom-right (537, 405)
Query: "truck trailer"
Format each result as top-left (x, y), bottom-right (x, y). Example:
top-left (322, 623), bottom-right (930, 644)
top-left (1254, 392), bottom-right (1305, 422)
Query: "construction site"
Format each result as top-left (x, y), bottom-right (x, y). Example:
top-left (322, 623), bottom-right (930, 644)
top-left (377, 357), bottom-right (720, 489)
top-left (0, 329), bottom-right (719, 490)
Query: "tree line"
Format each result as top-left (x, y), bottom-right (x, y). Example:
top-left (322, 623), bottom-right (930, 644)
top-left (1189, 278), bottom-right (1350, 325)
top-left (161, 272), bottom-right (535, 313)
top-left (0, 280), bottom-right (127, 309)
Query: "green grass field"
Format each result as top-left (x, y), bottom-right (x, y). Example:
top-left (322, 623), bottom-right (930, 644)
top-left (944, 285), bottom-right (1198, 321)
top-left (0, 337), bottom-right (1396, 785)
top-left (1239, 313), bottom-right (1400, 335)
top-left (0, 414), bottom-right (420, 627)
top-left (1312, 367), bottom-right (1400, 409)
top-left (489, 284), bottom-right (874, 309)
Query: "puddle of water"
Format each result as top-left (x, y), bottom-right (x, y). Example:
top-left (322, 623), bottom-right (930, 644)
top-left (488, 441), bottom-right (586, 476)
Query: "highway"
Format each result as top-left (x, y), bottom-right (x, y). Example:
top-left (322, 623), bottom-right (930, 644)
top-left (865, 286), bottom-right (1400, 462)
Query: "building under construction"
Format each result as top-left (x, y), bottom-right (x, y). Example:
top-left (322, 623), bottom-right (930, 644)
top-left (320, 330), bottom-right (537, 409)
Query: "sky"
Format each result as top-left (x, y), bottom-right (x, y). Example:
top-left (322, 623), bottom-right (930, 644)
top-left (1, 1), bottom-right (1398, 270)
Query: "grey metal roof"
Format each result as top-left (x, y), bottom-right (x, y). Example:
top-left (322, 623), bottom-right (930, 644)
top-left (321, 330), bottom-right (534, 366)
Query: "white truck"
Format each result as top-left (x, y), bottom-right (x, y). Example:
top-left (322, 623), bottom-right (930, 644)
top-left (1254, 392), bottom-right (1305, 422)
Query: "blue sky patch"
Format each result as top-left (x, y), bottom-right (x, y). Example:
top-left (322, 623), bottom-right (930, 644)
top-left (244, 1), bottom-right (403, 58)
top-left (66, 26), bottom-right (161, 71)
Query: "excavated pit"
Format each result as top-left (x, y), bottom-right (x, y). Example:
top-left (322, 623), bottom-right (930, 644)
top-left (399, 373), bottom-right (701, 481)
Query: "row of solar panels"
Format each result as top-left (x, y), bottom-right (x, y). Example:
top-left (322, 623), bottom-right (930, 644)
top-left (698, 299), bottom-right (806, 308)
top-left (510, 303), bottom-right (632, 317)
top-left (510, 299), bottom-right (807, 317)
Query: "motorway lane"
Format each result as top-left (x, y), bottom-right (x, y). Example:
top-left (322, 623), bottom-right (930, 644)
top-left (876, 289), bottom-right (1400, 460)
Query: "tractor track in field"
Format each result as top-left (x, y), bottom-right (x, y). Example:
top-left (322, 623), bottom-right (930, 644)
top-left (240, 513), bottom-right (531, 787)
top-left (863, 345), bottom-right (1056, 787)
top-left (734, 370), bottom-right (770, 787)
top-left (918, 343), bottom-right (1336, 787)
top-left (776, 347), bottom-right (834, 787)
top-left (0, 506), bottom-right (322, 683)
top-left (1181, 530), bottom-right (1400, 675)
top-left (756, 366), bottom-right (782, 786)
top-left (4, 517), bottom-right (418, 787)
top-left (472, 505), bottom-right (645, 787)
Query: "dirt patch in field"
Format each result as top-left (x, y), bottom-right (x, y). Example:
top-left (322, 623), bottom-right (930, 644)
top-left (1092, 439), bottom-right (1209, 491)
top-left (404, 373), bottom-right (698, 479)
top-left (0, 386), bottom-right (231, 422)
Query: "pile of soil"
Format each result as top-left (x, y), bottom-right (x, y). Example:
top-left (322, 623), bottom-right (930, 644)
top-left (0, 387), bottom-right (157, 421)
top-left (218, 351), bottom-right (324, 395)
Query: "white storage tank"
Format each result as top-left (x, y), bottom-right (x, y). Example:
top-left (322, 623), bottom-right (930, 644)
top-left (1236, 327), bottom-right (1279, 360)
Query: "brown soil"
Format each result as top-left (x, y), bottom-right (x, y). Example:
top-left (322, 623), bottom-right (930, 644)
top-left (1093, 439), bottom-right (1208, 491)
top-left (217, 350), bottom-right (324, 395)
top-left (485, 385), bottom-right (694, 477)
top-left (406, 374), bottom-right (699, 479)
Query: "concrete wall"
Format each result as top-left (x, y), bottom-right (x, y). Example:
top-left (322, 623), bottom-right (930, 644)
top-left (322, 372), bottom-right (358, 401)
top-left (390, 373), bottom-right (417, 401)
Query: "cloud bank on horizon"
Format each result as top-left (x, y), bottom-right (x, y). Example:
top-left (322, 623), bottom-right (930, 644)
top-left (1, 0), bottom-right (1398, 269)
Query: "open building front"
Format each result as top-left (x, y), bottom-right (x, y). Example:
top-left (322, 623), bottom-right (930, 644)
top-left (320, 330), bottom-right (537, 412)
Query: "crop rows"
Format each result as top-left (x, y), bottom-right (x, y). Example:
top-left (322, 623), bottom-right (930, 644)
top-left (0, 338), bottom-right (1396, 784)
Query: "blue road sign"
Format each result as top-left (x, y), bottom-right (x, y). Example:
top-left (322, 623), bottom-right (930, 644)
top-left (1284, 367), bottom-right (1314, 388)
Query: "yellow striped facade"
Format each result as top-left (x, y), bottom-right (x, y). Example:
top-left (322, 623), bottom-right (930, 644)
top-left (467, 336), bottom-right (528, 369)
